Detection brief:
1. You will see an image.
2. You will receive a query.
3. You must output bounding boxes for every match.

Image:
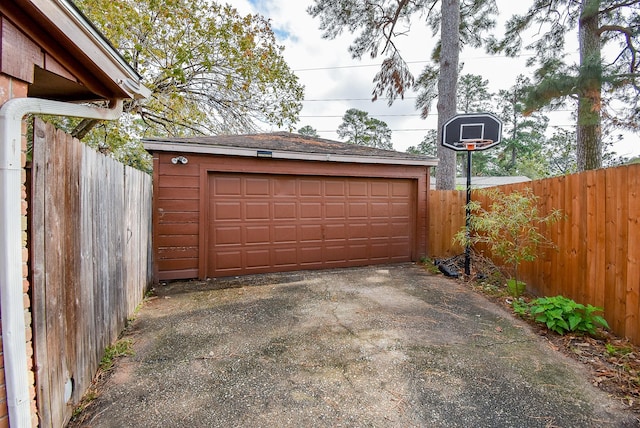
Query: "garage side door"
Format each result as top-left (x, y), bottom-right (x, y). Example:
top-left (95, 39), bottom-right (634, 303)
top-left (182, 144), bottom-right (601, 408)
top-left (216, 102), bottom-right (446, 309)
top-left (206, 173), bottom-right (415, 277)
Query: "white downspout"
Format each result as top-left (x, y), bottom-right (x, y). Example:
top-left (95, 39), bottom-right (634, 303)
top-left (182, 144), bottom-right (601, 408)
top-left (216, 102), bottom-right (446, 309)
top-left (0, 98), bottom-right (123, 427)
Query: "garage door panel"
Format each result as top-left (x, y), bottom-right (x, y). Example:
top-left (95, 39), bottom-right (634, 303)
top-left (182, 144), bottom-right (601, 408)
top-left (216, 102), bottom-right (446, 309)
top-left (371, 244), bottom-right (390, 259)
top-left (392, 202), bottom-right (411, 216)
top-left (300, 180), bottom-right (322, 196)
top-left (245, 225), bottom-right (270, 244)
top-left (370, 202), bottom-right (390, 217)
top-left (246, 202), bottom-right (269, 219)
top-left (246, 249), bottom-right (270, 268)
top-left (215, 226), bottom-right (242, 245)
top-left (392, 181), bottom-right (411, 196)
top-left (300, 247), bottom-right (322, 264)
top-left (371, 222), bottom-right (391, 237)
top-left (274, 248), bottom-right (297, 266)
top-left (275, 178), bottom-right (296, 196)
top-left (349, 181), bottom-right (367, 196)
top-left (391, 242), bottom-right (411, 257)
top-left (348, 223), bottom-right (369, 239)
top-left (325, 223), bottom-right (346, 239)
top-left (348, 244), bottom-right (368, 261)
top-left (326, 245), bottom-right (347, 262)
top-left (216, 251), bottom-right (242, 270)
top-left (371, 182), bottom-right (390, 196)
top-left (300, 202), bottom-right (322, 219)
top-left (207, 173), bottom-right (414, 277)
top-left (300, 224), bottom-right (322, 241)
top-left (325, 202), bottom-right (346, 218)
top-left (273, 225), bottom-right (296, 242)
top-left (325, 180), bottom-right (346, 196)
top-left (245, 177), bottom-right (270, 195)
top-left (215, 202), bottom-right (241, 220)
top-left (274, 202), bottom-right (296, 219)
top-left (348, 202), bottom-right (368, 217)
top-left (213, 176), bottom-right (241, 195)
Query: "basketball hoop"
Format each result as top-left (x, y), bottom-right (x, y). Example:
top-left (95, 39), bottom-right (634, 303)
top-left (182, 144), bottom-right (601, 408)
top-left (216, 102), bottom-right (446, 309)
top-left (442, 113), bottom-right (502, 152)
top-left (441, 113), bottom-right (504, 276)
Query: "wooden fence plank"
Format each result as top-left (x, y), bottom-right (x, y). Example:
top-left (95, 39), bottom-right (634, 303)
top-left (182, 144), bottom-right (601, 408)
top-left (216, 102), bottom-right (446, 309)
top-left (614, 167), bottom-right (629, 335)
top-left (584, 170), bottom-right (598, 307)
top-left (626, 166), bottom-right (640, 343)
top-left (594, 169), bottom-right (607, 309)
top-left (31, 119), bottom-right (51, 427)
top-left (45, 125), bottom-right (65, 428)
top-left (30, 120), bottom-right (152, 426)
top-left (428, 164), bottom-right (640, 343)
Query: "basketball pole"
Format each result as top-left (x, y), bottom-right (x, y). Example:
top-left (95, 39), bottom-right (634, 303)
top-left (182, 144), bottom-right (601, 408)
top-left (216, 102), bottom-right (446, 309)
top-left (465, 149), bottom-right (472, 276)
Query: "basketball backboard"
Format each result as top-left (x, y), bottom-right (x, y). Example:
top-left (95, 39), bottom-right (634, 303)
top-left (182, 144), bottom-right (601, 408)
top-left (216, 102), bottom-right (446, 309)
top-left (441, 113), bottom-right (502, 151)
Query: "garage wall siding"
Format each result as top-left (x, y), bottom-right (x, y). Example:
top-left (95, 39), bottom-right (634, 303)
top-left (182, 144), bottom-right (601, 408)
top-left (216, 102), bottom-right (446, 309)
top-left (152, 152), bottom-right (430, 281)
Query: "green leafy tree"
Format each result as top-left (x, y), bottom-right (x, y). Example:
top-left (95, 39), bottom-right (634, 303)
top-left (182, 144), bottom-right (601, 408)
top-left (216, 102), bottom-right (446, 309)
top-left (494, 75), bottom-right (549, 176)
top-left (455, 188), bottom-right (563, 296)
top-left (491, 0), bottom-right (640, 171)
top-left (72, 0), bottom-right (304, 168)
top-left (309, 0), bottom-right (498, 189)
top-left (407, 130), bottom-right (438, 157)
top-left (298, 125), bottom-right (320, 137)
top-left (542, 129), bottom-right (578, 177)
top-left (457, 74), bottom-right (493, 113)
top-left (456, 74), bottom-right (496, 176)
top-left (337, 109), bottom-right (393, 150)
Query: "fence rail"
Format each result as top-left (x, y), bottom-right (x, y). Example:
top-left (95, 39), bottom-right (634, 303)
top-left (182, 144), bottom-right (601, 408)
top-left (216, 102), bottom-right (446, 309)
top-left (30, 119), bottom-right (153, 427)
top-left (428, 164), bottom-right (640, 344)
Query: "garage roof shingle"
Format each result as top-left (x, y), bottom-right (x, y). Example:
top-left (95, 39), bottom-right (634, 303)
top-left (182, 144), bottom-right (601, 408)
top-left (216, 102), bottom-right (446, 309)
top-left (143, 132), bottom-right (438, 166)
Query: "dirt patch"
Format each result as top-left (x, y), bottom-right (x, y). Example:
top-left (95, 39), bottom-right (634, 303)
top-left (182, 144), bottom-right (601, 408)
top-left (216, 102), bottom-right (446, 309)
top-left (69, 264), bottom-right (638, 427)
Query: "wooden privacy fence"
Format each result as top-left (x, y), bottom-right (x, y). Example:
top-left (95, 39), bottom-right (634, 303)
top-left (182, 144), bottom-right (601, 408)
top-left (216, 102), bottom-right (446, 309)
top-left (30, 119), bottom-right (153, 427)
top-left (428, 164), bottom-right (640, 344)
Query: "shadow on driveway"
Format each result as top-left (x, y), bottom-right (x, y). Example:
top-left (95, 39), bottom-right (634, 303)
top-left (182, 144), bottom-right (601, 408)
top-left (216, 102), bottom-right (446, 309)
top-left (71, 264), bottom-right (637, 427)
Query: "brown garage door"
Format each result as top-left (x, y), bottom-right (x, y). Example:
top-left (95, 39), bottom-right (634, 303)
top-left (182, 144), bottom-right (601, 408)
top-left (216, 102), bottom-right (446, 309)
top-left (206, 173), bottom-right (415, 277)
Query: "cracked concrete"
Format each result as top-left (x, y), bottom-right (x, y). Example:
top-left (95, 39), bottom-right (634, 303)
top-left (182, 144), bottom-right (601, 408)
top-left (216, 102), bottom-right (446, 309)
top-left (69, 264), bottom-right (638, 427)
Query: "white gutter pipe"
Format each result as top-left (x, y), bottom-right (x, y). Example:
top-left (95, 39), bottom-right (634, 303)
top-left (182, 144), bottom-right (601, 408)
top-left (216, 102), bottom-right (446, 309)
top-left (0, 97), bottom-right (123, 427)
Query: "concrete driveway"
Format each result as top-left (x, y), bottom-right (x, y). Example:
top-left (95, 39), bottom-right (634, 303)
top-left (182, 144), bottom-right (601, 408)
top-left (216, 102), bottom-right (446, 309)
top-left (72, 264), bottom-right (637, 427)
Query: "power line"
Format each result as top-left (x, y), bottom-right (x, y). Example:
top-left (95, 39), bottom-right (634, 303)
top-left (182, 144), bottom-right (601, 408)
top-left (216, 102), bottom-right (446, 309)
top-left (293, 54), bottom-right (535, 72)
top-left (300, 113), bottom-right (432, 118)
top-left (303, 97), bottom-right (418, 101)
top-left (315, 129), bottom-right (435, 133)
top-left (311, 124), bottom-right (578, 133)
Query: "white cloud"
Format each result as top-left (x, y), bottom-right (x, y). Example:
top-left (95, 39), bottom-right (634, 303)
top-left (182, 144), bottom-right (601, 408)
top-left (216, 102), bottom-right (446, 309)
top-left (237, 0), bottom-right (639, 158)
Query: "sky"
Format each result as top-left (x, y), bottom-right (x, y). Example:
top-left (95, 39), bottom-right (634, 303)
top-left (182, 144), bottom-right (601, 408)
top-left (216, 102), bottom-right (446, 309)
top-left (235, 0), bottom-right (640, 159)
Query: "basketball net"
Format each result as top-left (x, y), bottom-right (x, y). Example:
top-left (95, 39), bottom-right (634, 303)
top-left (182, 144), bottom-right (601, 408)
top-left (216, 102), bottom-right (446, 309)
top-left (458, 139), bottom-right (494, 151)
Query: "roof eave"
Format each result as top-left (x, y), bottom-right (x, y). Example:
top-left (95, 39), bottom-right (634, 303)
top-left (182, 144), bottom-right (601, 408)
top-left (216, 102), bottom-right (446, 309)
top-left (29, 0), bottom-right (151, 100)
top-left (142, 141), bottom-right (439, 167)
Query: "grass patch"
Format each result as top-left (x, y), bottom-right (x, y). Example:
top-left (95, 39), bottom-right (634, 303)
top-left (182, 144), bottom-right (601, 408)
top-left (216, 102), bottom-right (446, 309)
top-left (100, 338), bottom-right (134, 372)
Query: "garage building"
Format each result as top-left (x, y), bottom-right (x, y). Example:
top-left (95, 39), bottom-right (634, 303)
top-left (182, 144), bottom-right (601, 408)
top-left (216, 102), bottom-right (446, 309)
top-left (144, 132), bottom-right (437, 280)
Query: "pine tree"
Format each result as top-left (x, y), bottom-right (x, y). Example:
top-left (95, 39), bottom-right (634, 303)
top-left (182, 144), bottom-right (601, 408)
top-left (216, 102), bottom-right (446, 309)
top-left (308, 0), bottom-right (497, 189)
top-left (490, 0), bottom-right (640, 171)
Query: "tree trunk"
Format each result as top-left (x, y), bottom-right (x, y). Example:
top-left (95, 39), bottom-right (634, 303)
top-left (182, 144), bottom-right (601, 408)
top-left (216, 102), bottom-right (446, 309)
top-left (435, 0), bottom-right (460, 190)
top-left (577, 0), bottom-right (602, 171)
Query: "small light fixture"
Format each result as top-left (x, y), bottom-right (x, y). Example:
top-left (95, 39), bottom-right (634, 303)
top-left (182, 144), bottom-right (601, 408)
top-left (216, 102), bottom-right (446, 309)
top-left (256, 150), bottom-right (272, 158)
top-left (171, 155), bottom-right (188, 165)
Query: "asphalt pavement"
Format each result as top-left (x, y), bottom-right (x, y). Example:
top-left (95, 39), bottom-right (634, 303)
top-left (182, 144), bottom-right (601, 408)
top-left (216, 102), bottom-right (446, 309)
top-left (69, 264), bottom-right (638, 427)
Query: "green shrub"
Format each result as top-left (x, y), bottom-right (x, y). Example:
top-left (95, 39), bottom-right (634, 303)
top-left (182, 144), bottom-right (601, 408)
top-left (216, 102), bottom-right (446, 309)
top-left (513, 295), bottom-right (609, 336)
top-left (454, 188), bottom-right (562, 297)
